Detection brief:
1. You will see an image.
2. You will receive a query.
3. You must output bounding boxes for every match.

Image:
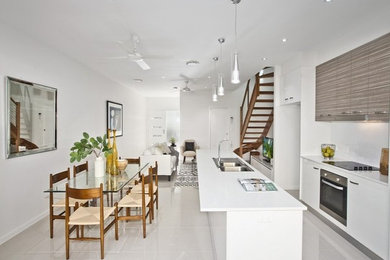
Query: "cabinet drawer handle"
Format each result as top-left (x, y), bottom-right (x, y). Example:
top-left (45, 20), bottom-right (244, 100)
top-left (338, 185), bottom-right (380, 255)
top-left (349, 181), bottom-right (359, 185)
top-left (352, 110), bottom-right (363, 114)
top-left (289, 97), bottom-right (293, 99)
top-left (374, 111), bottom-right (388, 115)
top-left (313, 167), bottom-right (319, 170)
top-left (284, 98), bottom-right (288, 101)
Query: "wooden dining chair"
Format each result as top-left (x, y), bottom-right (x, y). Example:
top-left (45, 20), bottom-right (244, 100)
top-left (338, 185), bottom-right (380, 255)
top-left (65, 183), bottom-right (116, 259)
top-left (73, 161), bottom-right (111, 205)
top-left (132, 163), bottom-right (158, 219)
top-left (49, 168), bottom-right (88, 238)
top-left (73, 161), bottom-right (88, 177)
top-left (115, 173), bottom-right (152, 239)
top-left (122, 157), bottom-right (141, 192)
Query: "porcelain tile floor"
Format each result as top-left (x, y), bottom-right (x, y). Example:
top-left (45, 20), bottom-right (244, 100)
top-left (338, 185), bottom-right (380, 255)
top-left (0, 179), bottom-right (371, 259)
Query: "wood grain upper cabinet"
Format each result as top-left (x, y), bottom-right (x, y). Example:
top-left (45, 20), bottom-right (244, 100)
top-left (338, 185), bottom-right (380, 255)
top-left (316, 33), bottom-right (390, 121)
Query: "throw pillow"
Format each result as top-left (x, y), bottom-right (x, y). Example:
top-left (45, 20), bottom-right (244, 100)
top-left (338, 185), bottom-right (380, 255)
top-left (143, 148), bottom-right (152, 156)
top-left (152, 146), bottom-right (163, 155)
top-left (185, 141), bottom-right (195, 151)
top-left (160, 142), bottom-right (171, 154)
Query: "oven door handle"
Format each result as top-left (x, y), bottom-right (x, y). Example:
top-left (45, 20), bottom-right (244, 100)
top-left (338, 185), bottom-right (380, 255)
top-left (321, 179), bottom-right (344, 191)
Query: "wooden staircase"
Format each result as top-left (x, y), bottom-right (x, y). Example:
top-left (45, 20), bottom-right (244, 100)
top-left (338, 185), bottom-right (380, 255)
top-left (234, 67), bottom-right (274, 157)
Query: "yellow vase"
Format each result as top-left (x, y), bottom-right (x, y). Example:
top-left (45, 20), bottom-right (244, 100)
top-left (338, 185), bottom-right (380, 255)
top-left (106, 129), bottom-right (112, 174)
top-left (111, 129), bottom-right (118, 175)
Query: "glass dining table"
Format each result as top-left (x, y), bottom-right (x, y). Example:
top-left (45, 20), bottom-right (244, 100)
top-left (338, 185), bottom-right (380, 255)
top-left (44, 163), bottom-right (149, 206)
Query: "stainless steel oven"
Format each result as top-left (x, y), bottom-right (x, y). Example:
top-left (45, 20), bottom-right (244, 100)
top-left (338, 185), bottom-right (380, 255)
top-left (320, 169), bottom-right (348, 225)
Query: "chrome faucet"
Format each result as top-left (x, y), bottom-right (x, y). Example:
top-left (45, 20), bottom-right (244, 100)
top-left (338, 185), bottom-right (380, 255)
top-left (218, 139), bottom-right (231, 166)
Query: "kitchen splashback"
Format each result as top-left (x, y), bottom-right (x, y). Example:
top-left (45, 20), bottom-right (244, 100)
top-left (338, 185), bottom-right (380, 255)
top-left (330, 122), bottom-right (389, 167)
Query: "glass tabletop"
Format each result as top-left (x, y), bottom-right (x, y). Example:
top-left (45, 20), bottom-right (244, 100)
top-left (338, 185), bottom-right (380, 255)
top-left (44, 163), bottom-right (149, 193)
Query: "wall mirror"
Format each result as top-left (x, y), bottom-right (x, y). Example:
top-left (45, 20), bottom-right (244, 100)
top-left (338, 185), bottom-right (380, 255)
top-left (5, 77), bottom-right (57, 158)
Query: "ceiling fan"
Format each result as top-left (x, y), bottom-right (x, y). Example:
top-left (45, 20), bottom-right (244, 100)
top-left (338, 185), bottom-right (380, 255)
top-left (182, 80), bottom-right (192, 92)
top-left (109, 34), bottom-right (153, 70)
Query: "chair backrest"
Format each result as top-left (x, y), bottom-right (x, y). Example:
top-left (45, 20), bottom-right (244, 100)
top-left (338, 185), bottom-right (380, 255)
top-left (126, 157), bottom-right (140, 166)
top-left (65, 183), bottom-right (104, 224)
top-left (49, 168), bottom-right (71, 206)
top-left (50, 168), bottom-right (70, 188)
top-left (143, 166), bottom-right (154, 197)
top-left (183, 140), bottom-right (196, 152)
top-left (152, 162), bottom-right (158, 187)
top-left (73, 161), bottom-right (88, 177)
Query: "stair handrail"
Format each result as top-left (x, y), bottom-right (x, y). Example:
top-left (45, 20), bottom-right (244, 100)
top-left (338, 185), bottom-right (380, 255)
top-left (21, 86), bottom-right (33, 138)
top-left (240, 79), bottom-right (250, 137)
top-left (10, 98), bottom-right (21, 152)
top-left (240, 73), bottom-right (260, 147)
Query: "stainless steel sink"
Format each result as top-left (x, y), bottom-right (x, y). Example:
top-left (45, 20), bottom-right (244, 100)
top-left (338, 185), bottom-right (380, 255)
top-left (219, 166), bottom-right (253, 172)
top-left (212, 157), bottom-right (253, 172)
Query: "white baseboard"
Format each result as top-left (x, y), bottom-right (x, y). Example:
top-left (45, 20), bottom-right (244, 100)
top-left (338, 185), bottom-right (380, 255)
top-left (0, 211), bottom-right (48, 245)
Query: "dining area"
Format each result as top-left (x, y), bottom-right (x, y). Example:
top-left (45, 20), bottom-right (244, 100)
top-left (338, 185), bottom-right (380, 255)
top-left (45, 158), bottom-right (159, 259)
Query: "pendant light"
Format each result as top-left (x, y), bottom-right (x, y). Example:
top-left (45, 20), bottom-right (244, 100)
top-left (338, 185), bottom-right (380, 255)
top-left (212, 57), bottom-right (219, 102)
top-left (217, 38), bottom-right (225, 96)
top-left (231, 0), bottom-right (241, 84)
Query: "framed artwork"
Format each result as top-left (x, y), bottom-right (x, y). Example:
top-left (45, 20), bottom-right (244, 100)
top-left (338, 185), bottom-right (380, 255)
top-left (106, 101), bottom-right (123, 137)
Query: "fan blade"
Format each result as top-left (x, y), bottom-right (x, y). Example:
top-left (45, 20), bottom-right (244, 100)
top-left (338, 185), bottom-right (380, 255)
top-left (134, 59), bottom-right (151, 70)
top-left (104, 56), bottom-right (129, 60)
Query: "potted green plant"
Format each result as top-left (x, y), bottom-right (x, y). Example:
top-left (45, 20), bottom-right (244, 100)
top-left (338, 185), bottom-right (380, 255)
top-left (169, 137), bottom-right (176, 147)
top-left (70, 132), bottom-right (112, 177)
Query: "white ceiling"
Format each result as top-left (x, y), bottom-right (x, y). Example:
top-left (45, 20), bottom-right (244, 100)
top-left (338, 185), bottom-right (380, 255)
top-left (1, 0), bottom-right (390, 97)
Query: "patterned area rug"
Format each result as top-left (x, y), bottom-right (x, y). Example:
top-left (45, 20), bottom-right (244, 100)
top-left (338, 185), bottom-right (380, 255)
top-left (174, 162), bottom-right (198, 188)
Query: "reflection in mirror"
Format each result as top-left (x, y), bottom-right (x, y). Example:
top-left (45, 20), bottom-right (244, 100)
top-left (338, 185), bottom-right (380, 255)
top-left (6, 77), bottom-right (57, 158)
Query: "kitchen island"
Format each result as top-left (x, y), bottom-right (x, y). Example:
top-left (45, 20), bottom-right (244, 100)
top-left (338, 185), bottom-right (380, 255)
top-left (197, 149), bottom-right (306, 260)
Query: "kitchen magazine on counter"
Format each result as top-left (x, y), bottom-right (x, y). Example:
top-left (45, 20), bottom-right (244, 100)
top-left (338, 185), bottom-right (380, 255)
top-left (238, 178), bottom-right (277, 192)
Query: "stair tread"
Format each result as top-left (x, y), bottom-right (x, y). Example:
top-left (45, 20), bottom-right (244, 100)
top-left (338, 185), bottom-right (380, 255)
top-left (259, 83), bottom-right (274, 87)
top-left (247, 126), bottom-right (265, 128)
top-left (249, 120), bottom-right (268, 123)
top-left (258, 91), bottom-right (274, 94)
top-left (243, 137), bottom-right (260, 139)
top-left (259, 72), bottom-right (274, 78)
top-left (253, 107), bottom-right (273, 110)
top-left (251, 114), bottom-right (273, 116)
top-left (256, 99), bottom-right (273, 102)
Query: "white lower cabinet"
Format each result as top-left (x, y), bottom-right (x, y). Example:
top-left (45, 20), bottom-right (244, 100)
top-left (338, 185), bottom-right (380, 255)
top-left (250, 156), bottom-right (273, 180)
top-left (301, 159), bottom-right (320, 210)
top-left (347, 176), bottom-right (389, 259)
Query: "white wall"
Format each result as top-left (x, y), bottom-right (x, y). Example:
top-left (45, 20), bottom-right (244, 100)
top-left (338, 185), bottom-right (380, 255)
top-left (0, 22), bottom-right (147, 244)
top-left (145, 97), bottom-right (179, 146)
top-left (180, 84), bottom-right (246, 152)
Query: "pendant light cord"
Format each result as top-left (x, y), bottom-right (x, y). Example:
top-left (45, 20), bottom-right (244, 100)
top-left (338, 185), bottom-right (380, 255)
top-left (234, 3), bottom-right (237, 51)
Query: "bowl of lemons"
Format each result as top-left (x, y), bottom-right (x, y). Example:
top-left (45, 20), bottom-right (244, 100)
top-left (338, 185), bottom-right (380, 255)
top-left (321, 144), bottom-right (335, 159)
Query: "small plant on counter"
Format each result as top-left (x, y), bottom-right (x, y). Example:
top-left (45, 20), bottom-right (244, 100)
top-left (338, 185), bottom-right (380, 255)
top-left (169, 137), bottom-right (176, 146)
top-left (69, 132), bottom-right (112, 163)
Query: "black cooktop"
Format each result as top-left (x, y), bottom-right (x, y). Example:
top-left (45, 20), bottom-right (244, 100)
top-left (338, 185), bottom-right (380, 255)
top-left (322, 161), bottom-right (379, 171)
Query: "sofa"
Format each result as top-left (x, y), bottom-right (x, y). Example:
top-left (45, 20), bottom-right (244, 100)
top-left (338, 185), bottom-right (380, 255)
top-left (140, 143), bottom-right (178, 181)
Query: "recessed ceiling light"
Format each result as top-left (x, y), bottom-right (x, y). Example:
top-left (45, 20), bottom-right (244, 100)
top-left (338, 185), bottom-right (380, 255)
top-left (161, 76), bottom-right (166, 79)
top-left (208, 75), bottom-right (211, 79)
top-left (262, 57), bottom-right (267, 61)
top-left (323, 0), bottom-right (332, 2)
top-left (282, 38), bottom-right (288, 43)
top-left (133, 79), bottom-right (143, 83)
top-left (186, 60), bottom-right (200, 66)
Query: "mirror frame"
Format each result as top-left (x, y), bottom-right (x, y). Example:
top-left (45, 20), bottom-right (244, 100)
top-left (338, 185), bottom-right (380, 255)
top-left (5, 76), bottom-right (57, 159)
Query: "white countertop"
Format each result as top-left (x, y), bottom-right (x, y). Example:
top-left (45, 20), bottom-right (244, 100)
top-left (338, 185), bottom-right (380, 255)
top-left (301, 155), bottom-right (388, 185)
top-left (197, 149), bottom-right (306, 212)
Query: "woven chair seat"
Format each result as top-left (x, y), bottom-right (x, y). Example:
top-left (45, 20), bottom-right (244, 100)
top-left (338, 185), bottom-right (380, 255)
top-left (131, 183), bottom-right (157, 194)
top-left (118, 193), bottom-right (151, 208)
top-left (52, 198), bottom-right (89, 208)
top-left (69, 206), bottom-right (115, 225)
